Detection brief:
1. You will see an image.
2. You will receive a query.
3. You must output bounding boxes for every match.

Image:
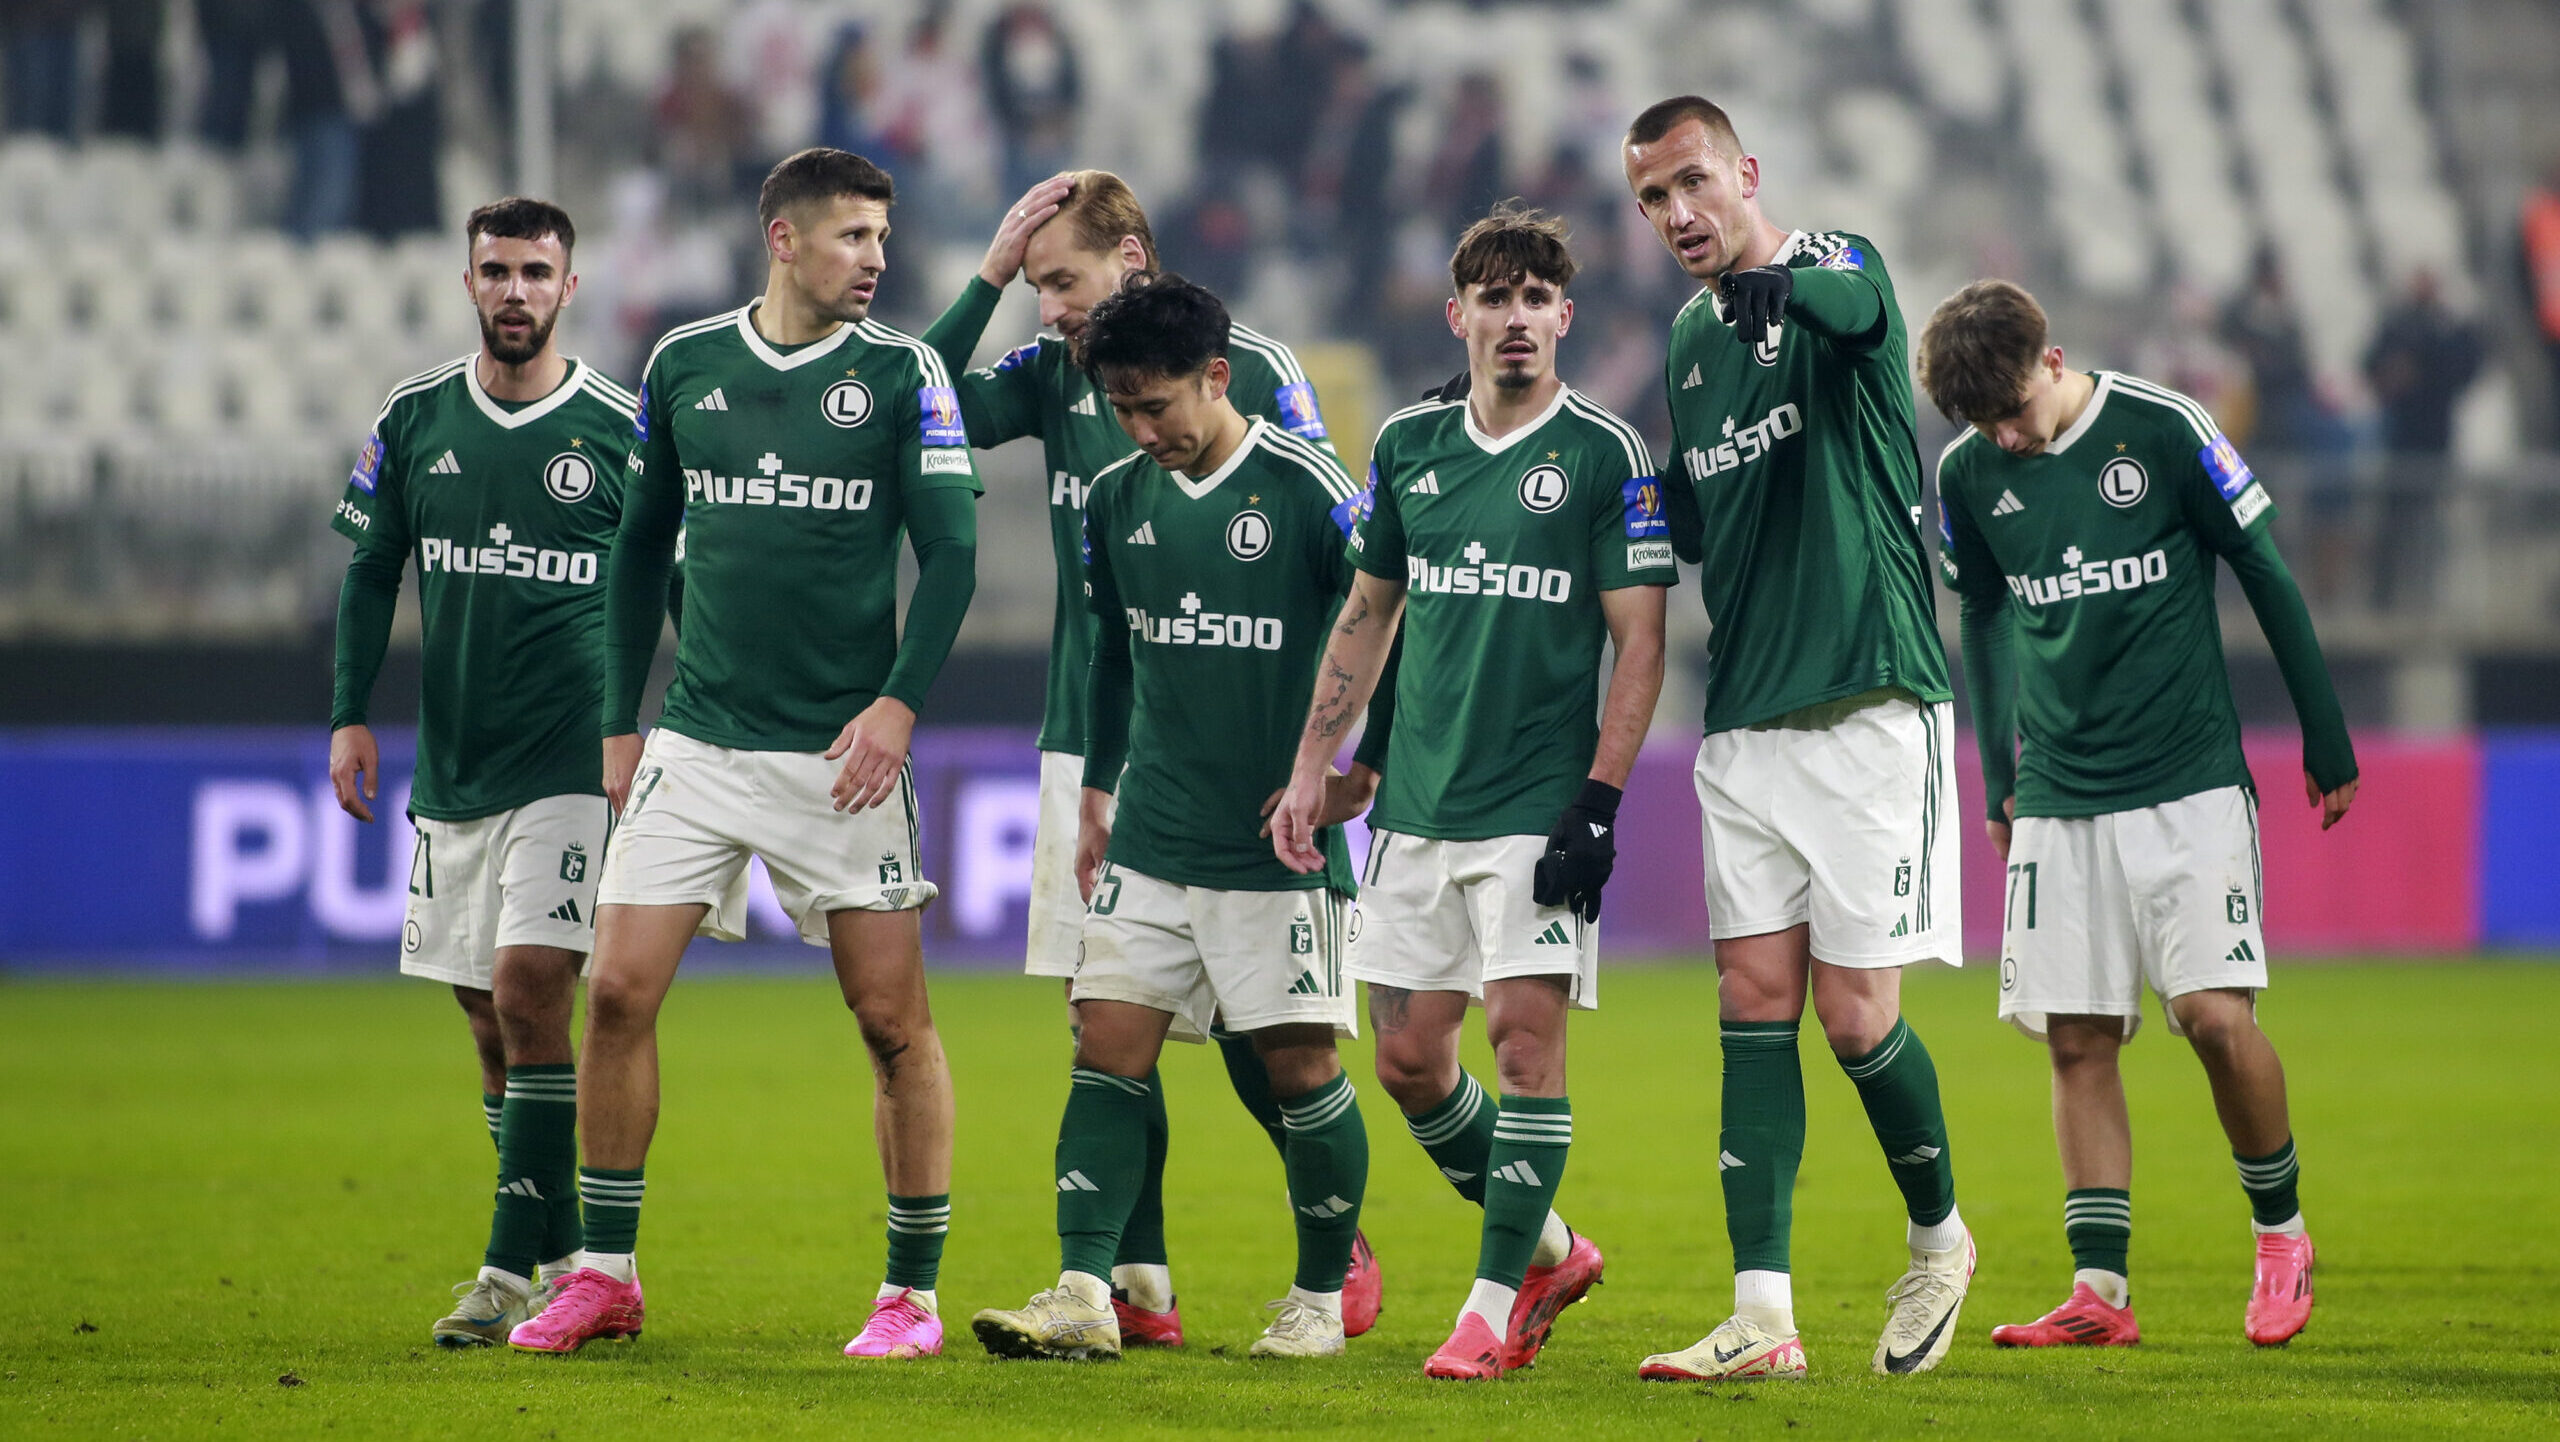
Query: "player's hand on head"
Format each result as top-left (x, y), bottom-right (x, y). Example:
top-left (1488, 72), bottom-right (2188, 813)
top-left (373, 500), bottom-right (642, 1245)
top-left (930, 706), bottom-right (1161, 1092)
top-left (1719, 264), bottom-right (1793, 349)
top-left (602, 732), bottom-right (643, 815)
top-left (2308, 769), bottom-right (2357, 831)
top-left (1533, 779), bottom-right (1621, 923)
top-left (981, 175), bottom-right (1075, 287)
top-left (827, 698), bottom-right (916, 813)
top-left (328, 724), bottom-right (379, 823)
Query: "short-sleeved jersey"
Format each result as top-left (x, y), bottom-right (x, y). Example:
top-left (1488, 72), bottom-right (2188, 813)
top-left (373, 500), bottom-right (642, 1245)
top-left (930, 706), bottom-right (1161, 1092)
top-left (621, 303), bottom-right (981, 751)
top-left (1665, 230), bottom-right (1950, 733)
top-left (331, 356), bottom-right (636, 821)
top-left (1350, 385), bottom-right (1673, 840)
top-left (956, 324), bottom-right (1332, 756)
top-left (1084, 418), bottom-right (1361, 892)
top-left (1937, 371), bottom-right (2279, 818)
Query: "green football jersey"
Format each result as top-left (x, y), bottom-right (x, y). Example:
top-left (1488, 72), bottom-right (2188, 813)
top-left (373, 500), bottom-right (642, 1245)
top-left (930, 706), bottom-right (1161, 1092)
top-left (1084, 418), bottom-right (1360, 892)
top-left (1937, 371), bottom-right (2280, 817)
top-left (1349, 386), bottom-right (1674, 840)
top-left (958, 320), bottom-right (1333, 756)
top-left (613, 303), bottom-right (981, 750)
top-left (330, 356), bottom-right (636, 821)
top-left (1664, 230), bottom-right (1950, 733)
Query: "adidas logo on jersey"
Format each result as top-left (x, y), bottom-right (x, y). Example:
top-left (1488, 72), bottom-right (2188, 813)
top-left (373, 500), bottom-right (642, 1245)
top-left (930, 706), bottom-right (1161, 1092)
top-left (2227, 938), bottom-right (2258, 965)
top-left (1126, 521), bottom-right (1158, 545)
top-left (429, 450), bottom-right (461, 475)
top-left (1992, 489), bottom-right (2026, 516)
top-left (1286, 970), bottom-right (1327, 996)
top-left (694, 388), bottom-right (729, 411)
top-left (1057, 1170), bottom-right (1101, 1193)
top-left (1070, 392), bottom-right (1099, 416)
top-left (1681, 363), bottom-right (1703, 389)
top-left (1407, 471), bottom-right (1441, 495)
top-left (1491, 1160), bottom-right (1544, 1187)
top-left (1534, 920), bottom-right (1572, 946)
top-left (1889, 915), bottom-right (1909, 938)
top-left (548, 898), bottom-right (584, 924)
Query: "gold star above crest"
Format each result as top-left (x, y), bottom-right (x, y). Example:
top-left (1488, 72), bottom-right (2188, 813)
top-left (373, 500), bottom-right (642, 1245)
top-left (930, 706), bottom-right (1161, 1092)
top-left (2115, 443), bottom-right (2127, 452)
top-left (1547, 450), bottom-right (1561, 460)
top-left (569, 437), bottom-right (583, 447)
top-left (845, 367), bottom-right (860, 377)
top-left (1247, 494), bottom-right (1260, 504)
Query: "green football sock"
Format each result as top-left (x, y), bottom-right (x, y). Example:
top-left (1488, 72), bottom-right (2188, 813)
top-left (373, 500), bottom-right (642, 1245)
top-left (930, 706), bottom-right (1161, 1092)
top-left (1278, 1072), bottom-right (1368, 1292)
top-left (484, 1064), bottom-right (579, 1278)
top-left (885, 1193), bottom-right (950, 1289)
top-left (1478, 1095), bottom-right (1571, 1287)
top-left (1056, 1067), bottom-right (1153, 1282)
top-left (578, 1166), bottom-right (644, 1257)
top-left (2235, 1137), bottom-right (2302, 1227)
top-left (1214, 1025), bottom-right (1291, 1157)
top-left (1721, 1019), bottom-right (1805, 1274)
top-left (1112, 1066), bottom-right (1172, 1269)
top-left (2064, 1188), bottom-right (2131, 1276)
top-left (1402, 1071), bottom-right (1495, 1205)
top-left (1839, 1018), bottom-right (1958, 1228)
top-left (482, 1092), bottom-right (504, 1152)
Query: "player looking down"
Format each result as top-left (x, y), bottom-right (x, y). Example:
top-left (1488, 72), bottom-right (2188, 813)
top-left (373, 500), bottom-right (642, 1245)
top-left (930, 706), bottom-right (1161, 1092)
top-left (1623, 95), bottom-right (1973, 1382)
top-left (509, 149), bottom-right (979, 1359)
top-left (970, 277), bottom-right (1381, 1362)
top-left (922, 170), bottom-right (1378, 1343)
top-left (1920, 279), bottom-right (2355, 1350)
top-left (329, 197), bottom-right (634, 1348)
top-left (1273, 204), bottom-right (1669, 1380)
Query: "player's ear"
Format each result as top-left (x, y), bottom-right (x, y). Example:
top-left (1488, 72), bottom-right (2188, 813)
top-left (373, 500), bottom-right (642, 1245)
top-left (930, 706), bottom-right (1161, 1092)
top-left (1117, 234), bottom-right (1147, 273)
top-left (560, 270), bottom-right (579, 307)
top-left (1445, 295), bottom-right (1465, 338)
top-left (1204, 356), bottom-right (1231, 399)
top-left (766, 214), bottom-right (796, 265)
top-left (1737, 152), bottom-right (1761, 200)
top-left (1556, 295), bottom-right (1574, 339)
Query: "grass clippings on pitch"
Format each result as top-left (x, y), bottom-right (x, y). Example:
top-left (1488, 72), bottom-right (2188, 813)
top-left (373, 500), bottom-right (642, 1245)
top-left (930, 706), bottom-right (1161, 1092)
top-left (4, 960), bottom-right (2557, 1439)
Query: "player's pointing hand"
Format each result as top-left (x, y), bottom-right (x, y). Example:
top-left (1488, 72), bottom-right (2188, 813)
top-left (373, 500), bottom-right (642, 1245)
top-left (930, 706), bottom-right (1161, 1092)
top-left (828, 697), bottom-right (916, 813)
top-left (1719, 263), bottom-right (1793, 349)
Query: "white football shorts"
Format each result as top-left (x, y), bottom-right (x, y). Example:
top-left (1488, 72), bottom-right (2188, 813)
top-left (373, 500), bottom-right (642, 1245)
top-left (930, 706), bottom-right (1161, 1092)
top-left (399, 793), bottom-right (609, 988)
top-left (1026, 748), bottom-right (1112, 978)
top-left (1072, 862), bottom-right (1356, 1043)
top-left (1345, 830), bottom-right (1600, 1009)
top-left (596, 728), bottom-right (934, 947)
top-left (1694, 687), bottom-right (1962, 969)
top-left (1999, 784), bottom-right (2269, 1042)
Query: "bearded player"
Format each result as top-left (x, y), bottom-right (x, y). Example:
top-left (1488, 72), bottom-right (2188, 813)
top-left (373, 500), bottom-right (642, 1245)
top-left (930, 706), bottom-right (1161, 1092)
top-left (328, 198), bottom-right (635, 1346)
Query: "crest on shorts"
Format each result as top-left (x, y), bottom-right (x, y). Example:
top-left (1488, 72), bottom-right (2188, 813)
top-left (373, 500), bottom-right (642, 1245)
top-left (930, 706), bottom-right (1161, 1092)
top-left (403, 917), bottom-right (423, 954)
top-left (2226, 887), bottom-right (2249, 924)
top-left (1893, 857), bottom-right (1911, 897)
top-left (1290, 919), bottom-right (1314, 955)
top-left (559, 843), bottom-right (587, 882)
top-left (879, 852), bottom-right (904, 885)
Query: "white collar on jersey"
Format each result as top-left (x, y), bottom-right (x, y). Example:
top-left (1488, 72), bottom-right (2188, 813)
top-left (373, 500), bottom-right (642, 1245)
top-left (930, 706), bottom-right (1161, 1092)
top-left (464, 354), bottom-right (588, 430)
top-left (2039, 371), bottom-right (2119, 457)
top-left (1462, 381), bottom-right (1573, 456)
top-left (1172, 415), bottom-right (1267, 500)
top-left (735, 300), bottom-right (859, 371)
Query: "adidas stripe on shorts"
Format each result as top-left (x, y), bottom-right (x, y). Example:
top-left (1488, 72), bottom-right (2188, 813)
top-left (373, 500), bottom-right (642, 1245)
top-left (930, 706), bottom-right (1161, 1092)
top-left (1346, 830), bottom-right (1600, 1009)
top-left (1071, 862), bottom-right (1356, 1042)
top-left (399, 793), bottom-right (609, 988)
top-left (1997, 784), bottom-right (2268, 1042)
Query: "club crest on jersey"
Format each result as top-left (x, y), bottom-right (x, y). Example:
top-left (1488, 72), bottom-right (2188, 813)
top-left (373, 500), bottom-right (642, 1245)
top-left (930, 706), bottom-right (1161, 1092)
top-left (545, 451), bottom-right (598, 503)
top-left (1518, 464), bottom-right (1569, 514)
top-left (1621, 477), bottom-right (1666, 538)
top-left (820, 379), bottom-right (874, 428)
top-left (919, 385), bottom-right (969, 446)
top-left (350, 433), bottom-right (383, 493)
top-left (1226, 509), bottom-right (1273, 561)
top-left (2098, 455), bottom-right (2148, 508)
top-left (1753, 320), bottom-right (1784, 367)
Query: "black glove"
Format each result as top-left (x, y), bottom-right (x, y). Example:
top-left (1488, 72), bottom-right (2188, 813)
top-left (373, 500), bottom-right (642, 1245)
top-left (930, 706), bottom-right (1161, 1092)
top-left (1719, 263), bottom-right (1793, 350)
top-left (1533, 778), bottom-right (1621, 923)
top-left (1423, 367), bottom-right (1471, 403)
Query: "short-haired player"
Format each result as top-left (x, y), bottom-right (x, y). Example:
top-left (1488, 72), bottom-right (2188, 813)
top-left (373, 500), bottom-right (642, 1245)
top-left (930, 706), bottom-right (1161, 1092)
top-left (328, 197), bottom-right (639, 1346)
top-left (1624, 96), bottom-right (1974, 1381)
top-left (510, 150), bottom-right (980, 1358)
top-left (920, 169), bottom-right (1376, 1342)
top-left (1274, 204), bottom-right (1670, 1379)
top-left (969, 277), bottom-right (1381, 1361)
top-left (1918, 278), bottom-right (2356, 1349)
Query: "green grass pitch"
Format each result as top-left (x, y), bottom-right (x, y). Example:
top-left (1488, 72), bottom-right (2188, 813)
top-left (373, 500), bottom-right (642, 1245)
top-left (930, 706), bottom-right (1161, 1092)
top-left (5, 959), bottom-right (2557, 1439)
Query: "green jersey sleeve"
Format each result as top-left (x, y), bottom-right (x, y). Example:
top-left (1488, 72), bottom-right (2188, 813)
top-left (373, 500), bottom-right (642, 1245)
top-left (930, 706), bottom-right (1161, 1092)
top-left (1347, 437), bottom-right (1407, 579)
top-left (1578, 410), bottom-right (1672, 590)
top-left (601, 362), bottom-right (684, 737)
top-left (331, 405), bottom-right (411, 552)
top-left (902, 353), bottom-right (986, 497)
top-left (2178, 428), bottom-right (2278, 555)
